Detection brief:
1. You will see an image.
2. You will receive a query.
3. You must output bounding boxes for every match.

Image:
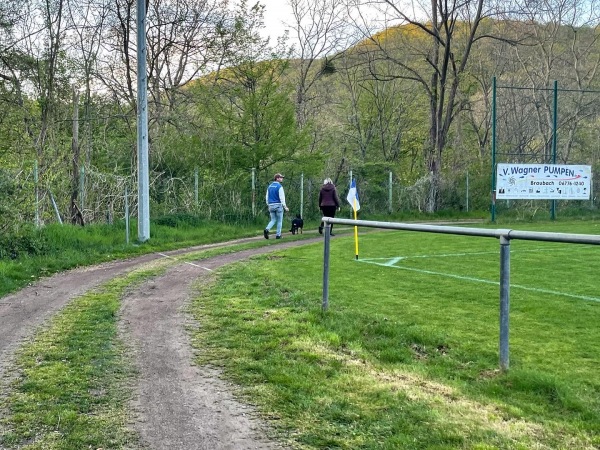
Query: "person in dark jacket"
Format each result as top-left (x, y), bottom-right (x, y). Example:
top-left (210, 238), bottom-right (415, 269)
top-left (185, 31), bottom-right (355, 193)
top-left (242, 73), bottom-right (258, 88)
top-left (318, 178), bottom-right (341, 235)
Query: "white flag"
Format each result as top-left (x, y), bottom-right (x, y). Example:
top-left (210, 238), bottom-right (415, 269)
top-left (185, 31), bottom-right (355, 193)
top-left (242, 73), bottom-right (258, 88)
top-left (346, 179), bottom-right (360, 212)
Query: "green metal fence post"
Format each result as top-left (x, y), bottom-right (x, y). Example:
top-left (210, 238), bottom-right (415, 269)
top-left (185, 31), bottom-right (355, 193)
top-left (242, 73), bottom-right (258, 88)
top-left (551, 80), bottom-right (558, 220)
top-left (388, 171), bottom-right (393, 214)
top-left (491, 77), bottom-right (497, 222)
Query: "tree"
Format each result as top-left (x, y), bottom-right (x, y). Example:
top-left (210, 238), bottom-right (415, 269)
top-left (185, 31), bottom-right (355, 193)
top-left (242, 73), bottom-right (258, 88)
top-left (506, 0), bottom-right (600, 164)
top-left (349, 0), bottom-right (501, 212)
top-left (289, 0), bottom-right (352, 127)
top-left (192, 13), bottom-right (305, 178)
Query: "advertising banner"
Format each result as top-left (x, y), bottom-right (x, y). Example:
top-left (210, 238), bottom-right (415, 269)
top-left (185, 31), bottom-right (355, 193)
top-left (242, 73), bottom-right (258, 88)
top-left (496, 164), bottom-right (591, 200)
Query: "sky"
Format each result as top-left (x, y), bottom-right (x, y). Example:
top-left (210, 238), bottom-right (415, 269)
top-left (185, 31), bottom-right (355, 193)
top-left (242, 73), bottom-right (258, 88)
top-left (258, 0), bottom-right (295, 43)
top-left (253, 0), bottom-right (397, 48)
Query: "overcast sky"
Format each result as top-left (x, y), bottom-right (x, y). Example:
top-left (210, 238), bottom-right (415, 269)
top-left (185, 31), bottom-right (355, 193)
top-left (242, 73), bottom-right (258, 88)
top-left (259, 0), bottom-right (295, 42)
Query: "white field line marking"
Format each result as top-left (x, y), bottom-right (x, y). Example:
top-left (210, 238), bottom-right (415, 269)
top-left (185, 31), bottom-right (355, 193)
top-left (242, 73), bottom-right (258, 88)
top-left (358, 258), bottom-right (600, 303)
top-left (157, 253), bottom-right (213, 271)
top-left (362, 247), bottom-right (560, 262)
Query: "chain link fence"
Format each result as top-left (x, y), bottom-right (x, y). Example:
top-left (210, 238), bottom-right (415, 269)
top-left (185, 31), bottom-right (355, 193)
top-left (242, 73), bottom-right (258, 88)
top-left (3, 163), bottom-right (599, 235)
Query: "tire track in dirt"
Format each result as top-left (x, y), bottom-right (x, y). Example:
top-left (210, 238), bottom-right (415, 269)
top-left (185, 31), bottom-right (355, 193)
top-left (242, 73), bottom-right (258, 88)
top-left (120, 243), bottom-right (320, 450)
top-left (1, 236), bottom-right (321, 449)
top-left (0, 236), bottom-right (263, 379)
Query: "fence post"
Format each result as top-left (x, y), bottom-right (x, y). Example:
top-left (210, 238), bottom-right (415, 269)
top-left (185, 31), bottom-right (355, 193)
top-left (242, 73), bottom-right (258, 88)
top-left (491, 76), bottom-right (497, 222)
top-left (466, 171), bottom-right (469, 212)
top-left (252, 168), bottom-right (256, 217)
top-left (300, 173), bottom-right (304, 219)
top-left (125, 185), bottom-right (130, 244)
top-left (348, 170), bottom-right (352, 217)
top-left (322, 221), bottom-right (331, 312)
top-left (34, 160), bottom-right (40, 227)
top-left (79, 166), bottom-right (85, 215)
top-left (49, 190), bottom-right (63, 224)
top-left (551, 80), bottom-right (558, 220)
top-left (499, 233), bottom-right (511, 371)
top-left (388, 171), bottom-right (393, 214)
top-left (194, 167), bottom-right (199, 208)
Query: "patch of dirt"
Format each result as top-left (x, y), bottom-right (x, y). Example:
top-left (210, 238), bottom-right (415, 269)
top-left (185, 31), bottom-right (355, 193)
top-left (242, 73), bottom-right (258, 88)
top-left (0, 236), bottom-right (321, 449)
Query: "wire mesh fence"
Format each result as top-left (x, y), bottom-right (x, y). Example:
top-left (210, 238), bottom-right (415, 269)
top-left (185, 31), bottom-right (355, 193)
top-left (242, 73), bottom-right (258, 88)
top-left (2, 162), bottom-right (599, 235)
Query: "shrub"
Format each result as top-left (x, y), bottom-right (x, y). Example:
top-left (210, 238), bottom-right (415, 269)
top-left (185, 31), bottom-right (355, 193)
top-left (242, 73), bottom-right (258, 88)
top-left (154, 213), bottom-right (203, 228)
top-left (0, 226), bottom-right (48, 260)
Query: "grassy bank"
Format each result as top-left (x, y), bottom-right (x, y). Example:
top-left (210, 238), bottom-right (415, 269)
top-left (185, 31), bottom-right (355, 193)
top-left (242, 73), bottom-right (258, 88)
top-left (0, 210), bottom-right (490, 299)
top-left (0, 216), bottom-right (264, 298)
top-left (0, 241), bottom-right (276, 449)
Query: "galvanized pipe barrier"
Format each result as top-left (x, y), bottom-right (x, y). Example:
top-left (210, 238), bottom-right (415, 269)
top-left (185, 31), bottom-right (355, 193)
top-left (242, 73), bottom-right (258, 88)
top-left (321, 223), bottom-right (332, 312)
top-left (321, 217), bottom-right (600, 371)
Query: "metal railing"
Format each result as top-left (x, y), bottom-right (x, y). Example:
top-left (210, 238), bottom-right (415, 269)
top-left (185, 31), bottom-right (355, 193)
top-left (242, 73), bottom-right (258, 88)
top-left (321, 218), bottom-right (600, 371)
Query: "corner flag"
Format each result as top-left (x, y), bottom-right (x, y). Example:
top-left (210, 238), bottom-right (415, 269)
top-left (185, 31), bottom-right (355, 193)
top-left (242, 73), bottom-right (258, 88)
top-left (346, 179), bottom-right (360, 212)
top-left (346, 179), bottom-right (360, 260)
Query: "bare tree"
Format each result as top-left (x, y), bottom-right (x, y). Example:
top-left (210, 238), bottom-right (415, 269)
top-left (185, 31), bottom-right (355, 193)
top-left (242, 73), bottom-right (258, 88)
top-left (507, 0), bottom-right (600, 164)
top-left (337, 51), bottom-right (413, 164)
top-left (66, 0), bottom-right (110, 165)
top-left (96, 0), bottom-right (254, 168)
top-left (349, 0), bottom-right (505, 212)
top-left (12, 0), bottom-right (72, 164)
top-left (290, 0), bottom-right (353, 127)
top-left (145, 0), bottom-right (232, 119)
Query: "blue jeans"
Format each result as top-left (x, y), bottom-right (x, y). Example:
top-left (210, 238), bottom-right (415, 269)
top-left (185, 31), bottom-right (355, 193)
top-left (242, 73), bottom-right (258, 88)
top-left (266, 205), bottom-right (284, 236)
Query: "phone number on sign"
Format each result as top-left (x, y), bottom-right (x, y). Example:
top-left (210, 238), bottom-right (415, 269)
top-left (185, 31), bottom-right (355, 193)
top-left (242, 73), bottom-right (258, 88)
top-left (559, 181), bottom-right (585, 186)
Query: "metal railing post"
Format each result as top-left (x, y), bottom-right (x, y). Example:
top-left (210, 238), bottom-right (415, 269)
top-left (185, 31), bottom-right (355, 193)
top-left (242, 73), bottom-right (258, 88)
top-left (499, 234), bottom-right (511, 371)
top-left (322, 219), bottom-right (331, 312)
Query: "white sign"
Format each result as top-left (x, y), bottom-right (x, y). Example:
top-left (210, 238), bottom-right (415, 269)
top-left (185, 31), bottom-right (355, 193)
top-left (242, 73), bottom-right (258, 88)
top-left (496, 164), bottom-right (591, 200)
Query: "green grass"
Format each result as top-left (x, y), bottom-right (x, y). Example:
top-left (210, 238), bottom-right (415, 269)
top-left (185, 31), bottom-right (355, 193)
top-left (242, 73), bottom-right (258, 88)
top-left (0, 218), bottom-right (269, 298)
top-left (2, 218), bottom-right (599, 449)
top-left (0, 240), bottom-right (294, 449)
top-left (190, 220), bottom-right (600, 449)
top-left (0, 267), bottom-right (159, 449)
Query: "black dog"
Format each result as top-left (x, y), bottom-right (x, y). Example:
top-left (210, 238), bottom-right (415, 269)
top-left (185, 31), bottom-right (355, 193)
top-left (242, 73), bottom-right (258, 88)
top-left (290, 214), bottom-right (304, 235)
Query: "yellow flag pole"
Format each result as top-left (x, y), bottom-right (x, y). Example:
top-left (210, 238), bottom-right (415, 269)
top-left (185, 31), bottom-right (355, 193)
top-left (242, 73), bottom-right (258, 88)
top-left (353, 200), bottom-right (359, 260)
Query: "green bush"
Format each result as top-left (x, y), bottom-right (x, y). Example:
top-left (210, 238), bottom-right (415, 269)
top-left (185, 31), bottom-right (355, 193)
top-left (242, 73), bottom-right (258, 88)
top-left (0, 169), bottom-right (17, 234)
top-left (154, 213), bottom-right (204, 227)
top-left (0, 226), bottom-right (48, 260)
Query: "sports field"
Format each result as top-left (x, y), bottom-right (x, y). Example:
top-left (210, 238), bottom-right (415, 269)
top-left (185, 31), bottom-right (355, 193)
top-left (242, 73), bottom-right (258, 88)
top-left (192, 220), bottom-right (600, 449)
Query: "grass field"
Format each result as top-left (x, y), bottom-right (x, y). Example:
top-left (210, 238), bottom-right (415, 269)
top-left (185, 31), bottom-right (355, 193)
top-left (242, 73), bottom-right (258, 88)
top-left (1, 219), bottom-right (598, 449)
top-left (191, 220), bottom-right (600, 449)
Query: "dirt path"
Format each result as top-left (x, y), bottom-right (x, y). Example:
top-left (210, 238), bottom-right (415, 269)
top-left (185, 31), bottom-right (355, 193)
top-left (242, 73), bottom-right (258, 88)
top-left (0, 236), bottom-right (322, 449)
